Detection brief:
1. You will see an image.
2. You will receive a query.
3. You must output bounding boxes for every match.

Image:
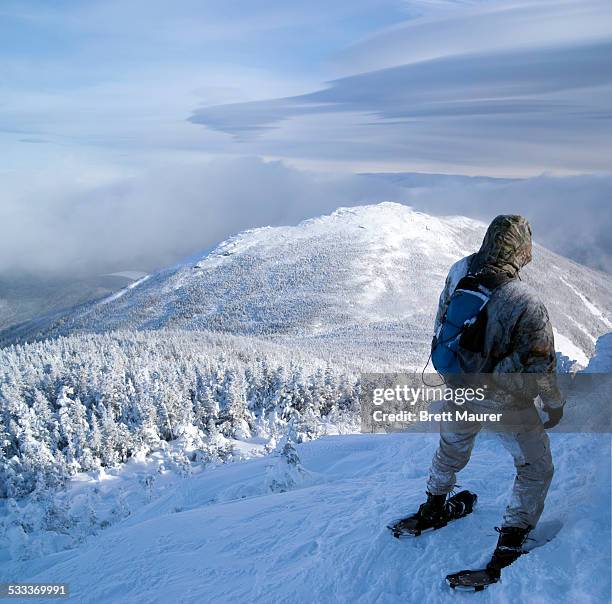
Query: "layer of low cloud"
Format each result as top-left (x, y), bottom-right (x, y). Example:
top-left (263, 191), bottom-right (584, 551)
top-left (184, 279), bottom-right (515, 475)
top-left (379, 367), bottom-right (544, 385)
top-left (382, 171), bottom-right (612, 273)
top-left (0, 157), bottom-right (398, 279)
top-left (1, 157), bottom-right (610, 282)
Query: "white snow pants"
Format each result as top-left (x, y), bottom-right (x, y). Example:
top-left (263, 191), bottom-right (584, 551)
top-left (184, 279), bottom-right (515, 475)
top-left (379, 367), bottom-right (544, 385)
top-left (427, 401), bottom-right (554, 529)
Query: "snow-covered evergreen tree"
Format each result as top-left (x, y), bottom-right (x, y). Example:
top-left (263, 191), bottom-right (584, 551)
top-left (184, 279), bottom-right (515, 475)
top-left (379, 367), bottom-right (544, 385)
top-left (0, 330), bottom-right (359, 499)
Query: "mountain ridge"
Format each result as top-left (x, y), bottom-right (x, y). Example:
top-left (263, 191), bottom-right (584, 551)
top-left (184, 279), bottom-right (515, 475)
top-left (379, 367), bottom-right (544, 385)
top-left (2, 203), bottom-right (610, 371)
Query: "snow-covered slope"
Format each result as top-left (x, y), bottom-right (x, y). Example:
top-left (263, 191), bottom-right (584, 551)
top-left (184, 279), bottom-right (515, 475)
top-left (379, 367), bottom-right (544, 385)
top-left (3, 341), bottom-right (609, 603)
top-left (4, 432), bottom-right (609, 603)
top-left (2, 203), bottom-right (610, 369)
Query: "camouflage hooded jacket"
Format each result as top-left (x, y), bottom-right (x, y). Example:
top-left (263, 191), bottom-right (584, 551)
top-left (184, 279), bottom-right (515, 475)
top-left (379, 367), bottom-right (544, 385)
top-left (434, 215), bottom-right (562, 407)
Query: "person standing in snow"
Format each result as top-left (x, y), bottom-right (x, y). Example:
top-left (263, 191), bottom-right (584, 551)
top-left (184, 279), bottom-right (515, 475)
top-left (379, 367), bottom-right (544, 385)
top-left (407, 215), bottom-right (564, 579)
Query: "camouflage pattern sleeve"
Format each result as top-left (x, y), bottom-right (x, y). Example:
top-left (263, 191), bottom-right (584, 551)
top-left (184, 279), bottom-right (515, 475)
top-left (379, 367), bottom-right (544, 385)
top-left (493, 297), bottom-right (563, 407)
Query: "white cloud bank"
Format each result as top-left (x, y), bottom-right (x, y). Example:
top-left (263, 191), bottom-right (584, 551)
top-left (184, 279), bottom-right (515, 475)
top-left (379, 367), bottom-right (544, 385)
top-left (1, 157), bottom-right (610, 280)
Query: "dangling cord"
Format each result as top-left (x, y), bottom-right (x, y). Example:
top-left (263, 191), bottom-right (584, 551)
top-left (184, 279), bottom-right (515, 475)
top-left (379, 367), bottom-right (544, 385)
top-left (421, 345), bottom-right (446, 388)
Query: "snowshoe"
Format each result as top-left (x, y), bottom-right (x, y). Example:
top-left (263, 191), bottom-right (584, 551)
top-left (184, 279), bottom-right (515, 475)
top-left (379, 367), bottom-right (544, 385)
top-left (388, 490), bottom-right (477, 538)
top-left (446, 569), bottom-right (499, 591)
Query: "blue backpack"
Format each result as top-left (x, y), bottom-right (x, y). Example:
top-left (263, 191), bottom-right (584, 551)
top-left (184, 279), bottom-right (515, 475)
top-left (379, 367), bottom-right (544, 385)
top-left (431, 272), bottom-right (511, 375)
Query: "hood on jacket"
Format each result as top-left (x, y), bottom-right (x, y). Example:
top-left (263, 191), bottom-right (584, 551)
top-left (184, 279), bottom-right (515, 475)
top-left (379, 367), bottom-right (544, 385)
top-left (472, 215), bottom-right (532, 277)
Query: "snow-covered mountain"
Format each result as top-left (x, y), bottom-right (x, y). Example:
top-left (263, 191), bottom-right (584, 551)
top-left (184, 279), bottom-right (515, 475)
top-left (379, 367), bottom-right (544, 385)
top-left (1, 204), bottom-right (610, 603)
top-left (2, 203), bottom-right (610, 369)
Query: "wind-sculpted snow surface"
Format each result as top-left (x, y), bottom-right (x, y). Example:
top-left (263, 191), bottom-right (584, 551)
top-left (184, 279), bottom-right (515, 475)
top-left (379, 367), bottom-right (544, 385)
top-left (2, 204), bottom-right (610, 369)
top-left (2, 431), bottom-right (608, 603)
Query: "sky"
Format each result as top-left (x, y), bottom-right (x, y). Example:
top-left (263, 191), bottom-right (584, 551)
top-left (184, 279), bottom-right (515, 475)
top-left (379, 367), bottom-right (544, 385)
top-left (1, 0), bottom-right (612, 280)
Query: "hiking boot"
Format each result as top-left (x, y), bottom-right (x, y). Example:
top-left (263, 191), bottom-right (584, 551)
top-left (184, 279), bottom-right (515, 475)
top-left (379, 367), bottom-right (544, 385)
top-left (418, 491), bottom-right (447, 523)
top-left (486, 526), bottom-right (531, 578)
